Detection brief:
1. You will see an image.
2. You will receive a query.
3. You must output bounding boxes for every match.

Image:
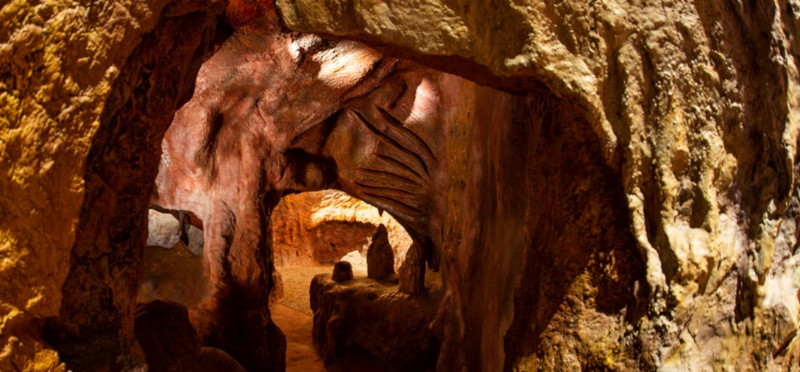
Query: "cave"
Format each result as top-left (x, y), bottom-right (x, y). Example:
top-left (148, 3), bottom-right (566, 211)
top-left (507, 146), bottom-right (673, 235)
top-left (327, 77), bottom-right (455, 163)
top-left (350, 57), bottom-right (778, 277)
top-left (3, 0), bottom-right (800, 371)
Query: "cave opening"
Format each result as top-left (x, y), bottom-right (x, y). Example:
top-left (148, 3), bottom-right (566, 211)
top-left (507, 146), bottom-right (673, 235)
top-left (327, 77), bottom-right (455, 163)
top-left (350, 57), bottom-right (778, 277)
top-left (37, 2), bottom-right (644, 372)
top-left (115, 5), bottom-right (455, 370)
top-left (270, 189), bottom-right (417, 314)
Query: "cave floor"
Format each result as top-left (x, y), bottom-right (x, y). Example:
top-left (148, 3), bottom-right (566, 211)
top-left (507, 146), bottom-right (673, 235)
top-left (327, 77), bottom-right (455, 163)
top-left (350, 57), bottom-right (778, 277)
top-left (274, 265), bottom-right (366, 315)
top-left (271, 304), bottom-right (325, 371)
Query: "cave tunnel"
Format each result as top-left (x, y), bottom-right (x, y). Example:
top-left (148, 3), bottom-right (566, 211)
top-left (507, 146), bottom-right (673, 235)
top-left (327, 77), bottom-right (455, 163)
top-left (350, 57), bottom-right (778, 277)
top-left (6, 0), bottom-right (799, 371)
top-left (31, 2), bottom-right (647, 371)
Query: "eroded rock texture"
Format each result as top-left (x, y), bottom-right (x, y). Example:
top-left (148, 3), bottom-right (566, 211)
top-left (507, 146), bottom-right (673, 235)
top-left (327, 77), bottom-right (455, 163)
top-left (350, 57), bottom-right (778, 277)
top-left (367, 225), bottom-right (395, 280)
top-left (399, 242), bottom-right (426, 294)
top-left (1, 0), bottom-right (226, 370)
top-left (3, 0), bottom-right (800, 371)
top-left (278, 0), bottom-right (800, 370)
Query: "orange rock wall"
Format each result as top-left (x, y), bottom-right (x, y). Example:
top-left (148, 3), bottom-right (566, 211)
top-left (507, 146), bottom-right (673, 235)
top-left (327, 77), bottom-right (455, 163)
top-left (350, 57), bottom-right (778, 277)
top-left (271, 190), bottom-right (413, 268)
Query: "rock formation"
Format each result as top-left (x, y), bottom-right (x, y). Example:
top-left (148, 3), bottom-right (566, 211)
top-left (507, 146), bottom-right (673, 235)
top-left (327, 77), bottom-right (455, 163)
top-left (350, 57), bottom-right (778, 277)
top-left (146, 209), bottom-right (182, 248)
top-left (184, 224), bottom-right (204, 256)
top-left (134, 300), bottom-right (246, 372)
top-left (144, 4), bottom-right (453, 369)
top-left (332, 261), bottom-right (354, 282)
top-left (276, 0), bottom-right (800, 370)
top-left (399, 242), bottom-right (426, 294)
top-left (310, 274), bottom-right (441, 370)
top-left (2, 0), bottom-right (800, 371)
top-left (367, 225), bottom-right (395, 280)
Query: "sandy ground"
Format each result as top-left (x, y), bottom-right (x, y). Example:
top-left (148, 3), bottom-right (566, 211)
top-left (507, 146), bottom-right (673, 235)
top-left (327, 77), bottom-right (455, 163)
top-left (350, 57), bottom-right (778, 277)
top-left (274, 265), bottom-right (366, 315)
top-left (271, 304), bottom-right (326, 371)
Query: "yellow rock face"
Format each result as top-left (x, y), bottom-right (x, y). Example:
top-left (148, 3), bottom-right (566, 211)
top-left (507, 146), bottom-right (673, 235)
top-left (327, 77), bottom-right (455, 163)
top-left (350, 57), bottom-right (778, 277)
top-left (2, 0), bottom-right (799, 370)
top-left (0, 0), bottom-right (220, 369)
top-left (278, 0), bottom-right (800, 370)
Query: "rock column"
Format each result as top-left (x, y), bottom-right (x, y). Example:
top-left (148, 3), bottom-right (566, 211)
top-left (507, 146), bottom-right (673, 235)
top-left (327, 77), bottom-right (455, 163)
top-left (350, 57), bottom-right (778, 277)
top-left (367, 225), bottom-right (394, 280)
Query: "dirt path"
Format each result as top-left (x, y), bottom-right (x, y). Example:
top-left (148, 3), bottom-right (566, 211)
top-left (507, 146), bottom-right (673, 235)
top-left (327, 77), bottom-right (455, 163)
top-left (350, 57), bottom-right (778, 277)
top-left (271, 304), bottom-right (326, 372)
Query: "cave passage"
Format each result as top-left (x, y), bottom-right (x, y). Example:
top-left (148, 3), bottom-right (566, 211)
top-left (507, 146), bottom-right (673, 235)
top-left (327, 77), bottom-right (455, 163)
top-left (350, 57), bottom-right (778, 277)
top-left (267, 190), bottom-right (434, 371)
top-left (131, 7), bottom-right (449, 369)
top-left (141, 185), bottom-right (440, 372)
top-left (11, 0), bottom-right (799, 371)
top-left (270, 189), bottom-right (415, 315)
top-left (40, 2), bottom-right (610, 372)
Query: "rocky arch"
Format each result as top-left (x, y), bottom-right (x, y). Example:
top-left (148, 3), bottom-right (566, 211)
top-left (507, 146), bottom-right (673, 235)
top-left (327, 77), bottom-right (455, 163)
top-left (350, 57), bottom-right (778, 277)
top-left (3, 0), bottom-right (798, 371)
top-left (148, 14), bottom-right (453, 367)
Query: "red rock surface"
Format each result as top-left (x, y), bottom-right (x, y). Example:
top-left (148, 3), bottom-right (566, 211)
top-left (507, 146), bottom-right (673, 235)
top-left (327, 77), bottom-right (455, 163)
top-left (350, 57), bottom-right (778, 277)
top-left (149, 8), bottom-right (452, 369)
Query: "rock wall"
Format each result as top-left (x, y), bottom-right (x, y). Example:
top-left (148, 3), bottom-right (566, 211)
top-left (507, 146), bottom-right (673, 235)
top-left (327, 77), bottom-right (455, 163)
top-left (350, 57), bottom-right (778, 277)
top-left (2, 0), bottom-right (799, 371)
top-left (278, 0), bottom-right (800, 370)
top-left (0, 0), bottom-right (225, 370)
top-left (271, 190), bottom-right (412, 268)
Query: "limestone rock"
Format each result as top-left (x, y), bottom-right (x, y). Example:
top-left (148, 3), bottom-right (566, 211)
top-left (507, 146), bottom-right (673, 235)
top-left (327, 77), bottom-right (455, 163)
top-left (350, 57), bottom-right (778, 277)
top-left (399, 243), bottom-right (425, 294)
top-left (367, 225), bottom-right (395, 280)
top-left (2, 1), bottom-right (226, 369)
top-left (5, 0), bottom-right (800, 370)
top-left (332, 261), bottom-right (354, 282)
top-left (147, 209), bottom-right (182, 248)
top-left (275, 1), bottom-right (800, 370)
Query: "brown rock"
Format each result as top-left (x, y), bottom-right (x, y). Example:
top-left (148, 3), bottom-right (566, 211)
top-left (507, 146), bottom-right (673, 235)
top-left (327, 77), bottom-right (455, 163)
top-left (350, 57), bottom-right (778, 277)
top-left (5, 0), bottom-right (800, 371)
top-left (137, 243), bottom-right (210, 309)
top-left (134, 300), bottom-right (246, 372)
top-left (198, 347), bottom-right (248, 372)
top-left (332, 261), bottom-right (354, 282)
top-left (310, 275), bottom-right (441, 370)
top-left (270, 270), bottom-right (285, 303)
top-left (367, 225), bottom-right (395, 280)
top-left (399, 243), bottom-right (426, 294)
